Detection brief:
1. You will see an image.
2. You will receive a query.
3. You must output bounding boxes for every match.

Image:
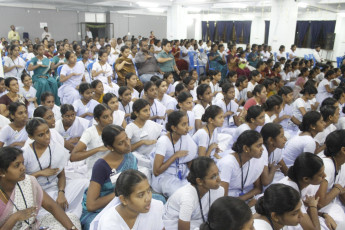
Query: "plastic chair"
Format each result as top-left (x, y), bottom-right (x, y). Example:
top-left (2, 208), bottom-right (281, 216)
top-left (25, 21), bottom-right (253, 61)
top-left (286, 52), bottom-right (289, 59)
top-left (304, 55), bottom-right (309, 60)
top-left (309, 54), bottom-right (316, 67)
top-left (77, 58), bottom-right (82, 62)
top-left (56, 65), bottom-right (63, 82)
top-left (25, 60), bottom-right (31, 71)
top-left (207, 53), bottom-right (216, 71)
top-left (273, 52), bottom-right (277, 62)
top-left (87, 62), bottom-right (94, 83)
top-left (336, 57), bottom-right (343, 68)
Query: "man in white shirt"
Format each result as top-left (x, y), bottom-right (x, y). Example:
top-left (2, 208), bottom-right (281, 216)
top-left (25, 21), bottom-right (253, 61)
top-left (86, 27), bottom-right (93, 39)
top-left (313, 45), bottom-right (327, 68)
top-left (41, 27), bottom-right (52, 41)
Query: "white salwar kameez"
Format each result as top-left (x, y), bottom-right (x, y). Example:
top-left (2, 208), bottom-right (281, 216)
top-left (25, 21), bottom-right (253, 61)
top-left (0, 125), bottom-right (28, 147)
top-left (92, 62), bottom-right (119, 94)
top-left (19, 86), bottom-right (37, 118)
top-left (22, 141), bottom-right (88, 218)
top-left (58, 62), bottom-right (84, 104)
top-left (73, 99), bottom-right (99, 121)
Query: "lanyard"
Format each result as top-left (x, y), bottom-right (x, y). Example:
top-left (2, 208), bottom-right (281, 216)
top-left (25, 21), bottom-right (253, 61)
top-left (150, 101), bottom-right (158, 122)
top-left (238, 153), bottom-right (250, 194)
top-left (121, 102), bottom-right (131, 123)
top-left (170, 132), bottom-right (183, 179)
top-left (11, 57), bottom-right (19, 73)
top-left (194, 185), bottom-right (210, 223)
top-left (206, 125), bottom-right (212, 149)
top-left (32, 142), bottom-right (52, 183)
top-left (224, 99), bottom-right (232, 126)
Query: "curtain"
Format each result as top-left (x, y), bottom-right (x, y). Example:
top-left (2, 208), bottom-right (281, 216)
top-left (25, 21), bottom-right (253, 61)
top-left (202, 21), bottom-right (207, 41)
top-left (296, 21), bottom-right (310, 47)
top-left (234, 21), bottom-right (243, 43)
top-left (225, 21), bottom-right (234, 43)
top-left (310, 21), bottom-right (322, 48)
top-left (217, 21), bottom-right (226, 41)
top-left (264, 21), bottom-right (270, 44)
top-left (321, 21), bottom-right (336, 40)
top-left (242, 21), bottom-right (252, 44)
top-left (209, 21), bottom-right (216, 41)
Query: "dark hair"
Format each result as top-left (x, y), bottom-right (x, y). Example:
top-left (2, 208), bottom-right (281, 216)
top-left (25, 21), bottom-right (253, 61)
top-left (321, 97), bottom-right (337, 108)
top-left (91, 79), bottom-right (102, 89)
top-left (0, 147), bottom-right (23, 171)
top-left (262, 95), bottom-right (283, 111)
top-left (221, 82), bottom-right (234, 94)
top-left (187, 157), bottom-right (215, 185)
top-left (155, 79), bottom-right (165, 88)
top-left (232, 130), bottom-right (262, 154)
top-left (150, 75), bottom-right (160, 82)
top-left (25, 117), bottom-right (48, 136)
top-left (103, 93), bottom-right (117, 105)
top-left (125, 72), bottom-right (136, 85)
top-left (256, 61), bottom-right (265, 69)
top-left (227, 70), bottom-right (237, 79)
top-left (199, 75), bottom-right (211, 85)
top-left (131, 99), bottom-right (150, 120)
top-left (144, 81), bottom-right (155, 92)
top-left (166, 111), bottom-right (186, 132)
top-left (196, 84), bottom-right (211, 101)
top-left (201, 105), bottom-right (222, 123)
top-left (245, 105), bottom-right (264, 123)
top-left (9, 102), bottom-right (26, 121)
top-left (255, 184), bottom-right (300, 217)
top-left (250, 70), bottom-right (260, 79)
top-left (65, 51), bottom-right (73, 60)
top-left (287, 152), bottom-right (323, 182)
top-left (208, 70), bottom-right (220, 81)
top-left (118, 86), bottom-right (130, 98)
top-left (94, 103), bottom-right (110, 120)
top-left (235, 76), bottom-right (247, 87)
top-left (324, 130), bottom-right (345, 157)
top-left (262, 78), bottom-right (274, 90)
top-left (320, 105), bottom-right (337, 122)
top-left (299, 111), bottom-right (322, 132)
top-left (33, 106), bottom-right (50, 119)
top-left (78, 82), bottom-right (92, 94)
top-left (40, 92), bottom-right (54, 103)
top-left (175, 83), bottom-right (187, 97)
top-left (325, 70), bottom-right (335, 79)
top-left (114, 169), bottom-right (147, 197)
top-left (161, 40), bottom-right (171, 47)
top-left (4, 77), bottom-right (17, 88)
top-left (163, 72), bottom-right (173, 79)
top-left (252, 84), bottom-right (265, 97)
top-left (177, 91), bottom-right (193, 109)
top-left (98, 49), bottom-right (107, 59)
top-left (60, 104), bottom-right (74, 115)
top-left (278, 86), bottom-right (293, 96)
top-left (300, 85), bottom-right (317, 95)
top-left (261, 123), bottom-right (283, 146)
top-left (102, 124), bottom-right (125, 147)
top-left (183, 76), bottom-right (194, 86)
top-left (333, 87), bottom-right (345, 101)
top-left (200, 197), bottom-right (252, 230)
top-left (284, 63), bottom-right (291, 72)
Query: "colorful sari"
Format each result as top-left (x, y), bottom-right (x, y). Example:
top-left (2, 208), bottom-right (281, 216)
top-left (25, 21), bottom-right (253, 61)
top-left (31, 57), bottom-right (60, 105)
top-left (208, 52), bottom-right (228, 80)
top-left (80, 153), bottom-right (138, 230)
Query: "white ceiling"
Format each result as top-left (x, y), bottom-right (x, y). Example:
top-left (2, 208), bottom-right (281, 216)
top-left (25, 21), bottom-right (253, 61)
top-left (0, 0), bottom-right (344, 14)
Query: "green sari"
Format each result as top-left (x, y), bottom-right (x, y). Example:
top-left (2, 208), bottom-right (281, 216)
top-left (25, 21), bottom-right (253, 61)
top-left (31, 56), bottom-right (60, 105)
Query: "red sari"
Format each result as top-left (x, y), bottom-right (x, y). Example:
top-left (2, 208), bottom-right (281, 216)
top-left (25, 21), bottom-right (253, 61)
top-left (172, 46), bottom-right (188, 71)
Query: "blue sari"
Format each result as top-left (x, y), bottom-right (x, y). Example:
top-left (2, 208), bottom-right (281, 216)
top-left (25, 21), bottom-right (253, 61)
top-left (80, 153), bottom-right (137, 230)
top-left (208, 51), bottom-right (228, 80)
top-left (31, 57), bottom-right (60, 105)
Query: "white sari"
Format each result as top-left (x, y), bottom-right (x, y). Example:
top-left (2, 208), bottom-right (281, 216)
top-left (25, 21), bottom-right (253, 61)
top-left (58, 62), bottom-right (84, 104)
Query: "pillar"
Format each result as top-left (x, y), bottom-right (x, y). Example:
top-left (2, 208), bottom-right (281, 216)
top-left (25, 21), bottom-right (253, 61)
top-left (333, 14), bottom-right (345, 61)
top-left (167, 4), bottom-right (187, 40)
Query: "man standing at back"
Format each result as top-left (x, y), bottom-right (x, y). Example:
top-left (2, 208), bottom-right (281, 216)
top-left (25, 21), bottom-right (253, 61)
top-left (8, 25), bottom-right (20, 41)
top-left (42, 26), bottom-right (52, 41)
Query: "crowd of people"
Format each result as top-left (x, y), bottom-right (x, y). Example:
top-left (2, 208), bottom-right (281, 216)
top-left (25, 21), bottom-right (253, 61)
top-left (0, 25), bottom-right (345, 230)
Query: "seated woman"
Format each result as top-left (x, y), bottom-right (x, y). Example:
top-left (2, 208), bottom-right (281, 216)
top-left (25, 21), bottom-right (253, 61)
top-left (208, 44), bottom-right (227, 80)
top-left (260, 123), bottom-right (288, 187)
top-left (125, 99), bottom-right (162, 180)
top-left (0, 77), bottom-right (28, 117)
top-left (102, 93), bottom-right (126, 128)
top-left (3, 45), bottom-right (26, 82)
top-left (70, 104), bottom-right (113, 179)
top-left (142, 81), bottom-right (166, 126)
top-left (0, 102), bottom-right (28, 148)
top-left (51, 44), bottom-right (66, 79)
top-left (80, 125), bottom-right (137, 230)
top-left (27, 44), bottom-right (59, 105)
top-left (73, 82), bottom-right (99, 122)
top-left (91, 80), bottom-right (105, 103)
top-left (200, 196), bottom-right (253, 230)
top-left (156, 79), bottom-right (175, 115)
top-left (22, 118), bottom-right (88, 220)
top-left (218, 130), bottom-right (264, 205)
top-left (19, 72), bottom-right (38, 118)
top-left (233, 105), bottom-right (265, 143)
top-left (58, 51), bottom-right (85, 105)
top-left (118, 86), bottom-right (134, 124)
top-left (0, 147), bottom-right (79, 230)
top-left (55, 104), bottom-right (90, 152)
top-left (152, 111), bottom-right (197, 197)
top-left (41, 92), bottom-right (62, 121)
top-left (279, 152), bottom-right (343, 229)
top-left (193, 105), bottom-right (224, 160)
top-left (115, 45), bottom-right (143, 91)
top-left (243, 84), bottom-right (267, 111)
top-left (253, 184), bottom-right (304, 230)
top-left (124, 72), bottom-right (139, 101)
top-left (177, 91), bottom-right (195, 135)
top-left (90, 170), bottom-right (164, 230)
top-left (283, 111), bottom-right (325, 167)
top-left (163, 157), bottom-right (224, 230)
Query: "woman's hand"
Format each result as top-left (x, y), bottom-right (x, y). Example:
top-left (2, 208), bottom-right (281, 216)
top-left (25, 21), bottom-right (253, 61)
top-left (304, 195), bottom-right (319, 208)
top-left (56, 192), bottom-right (69, 210)
top-left (323, 214), bottom-right (337, 230)
top-left (39, 168), bottom-right (59, 177)
top-left (14, 207), bottom-right (37, 222)
top-left (143, 140), bottom-right (157, 145)
top-left (174, 150), bottom-right (188, 158)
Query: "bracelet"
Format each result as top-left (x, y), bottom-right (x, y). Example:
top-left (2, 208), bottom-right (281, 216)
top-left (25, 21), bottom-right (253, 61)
top-left (334, 186), bottom-right (342, 193)
top-left (309, 206), bottom-right (317, 209)
top-left (58, 189), bottom-right (65, 194)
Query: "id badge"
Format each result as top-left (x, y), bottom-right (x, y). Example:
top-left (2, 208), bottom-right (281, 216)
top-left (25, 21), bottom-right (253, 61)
top-left (37, 61), bottom-right (42, 65)
top-left (177, 164), bottom-right (183, 180)
top-left (239, 191), bottom-right (245, 196)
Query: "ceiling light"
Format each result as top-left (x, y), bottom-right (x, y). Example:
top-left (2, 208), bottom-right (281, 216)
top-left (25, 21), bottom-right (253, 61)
top-left (137, 2), bottom-right (159, 8)
top-left (298, 2), bottom-right (308, 8)
top-left (148, 8), bottom-right (166, 12)
top-left (212, 3), bottom-right (247, 9)
top-left (186, 7), bottom-right (202, 13)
